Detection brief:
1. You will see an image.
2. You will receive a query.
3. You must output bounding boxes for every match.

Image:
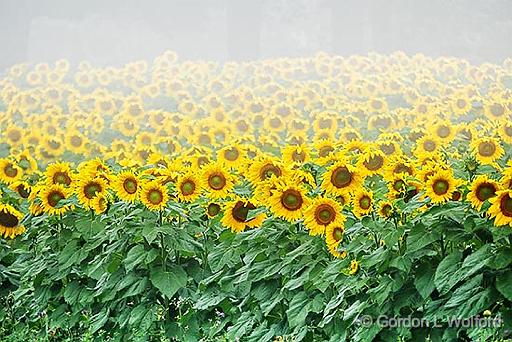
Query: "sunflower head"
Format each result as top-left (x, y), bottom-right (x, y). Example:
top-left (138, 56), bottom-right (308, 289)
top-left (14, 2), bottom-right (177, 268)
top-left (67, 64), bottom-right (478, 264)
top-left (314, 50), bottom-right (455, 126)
top-left (0, 203), bottom-right (25, 238)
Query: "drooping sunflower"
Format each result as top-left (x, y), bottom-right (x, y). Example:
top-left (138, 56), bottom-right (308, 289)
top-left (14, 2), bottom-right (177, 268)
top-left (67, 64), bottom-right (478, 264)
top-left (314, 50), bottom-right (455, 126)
top-left (91, 194), bottom-right (109, 214)
top-left (0, 203), bottom-right (25, 238)
top-left (39, 184), bottom-right (73, 216)
top-left (467, 175), bottom-right (499, 211)
top-left (75, 176), bottom-right (108, 209)
top-left (112, 170), bottom-right (140, 202)
top-left (268, 180), bottom-right (310, 223)
top-left (357, 148), bottom-right (387, 177)
top-left (325, 223), bottom-right (347, 258)
top-left (140, 180), bottom-right (169, 211)
top-left (488, 189), bottom-right (512, 227)
top-left (9, 181), bottom-right (31, 199)
top-left (176, 172), bottom-right (201, 202)
top-left (498, 120), bottom-right (512, 144)
top-left (470, 137), bottom-right (504, 165)
top-left (200, 163), bottom-right (235, 199)
top-left (321, 160), bottom-right (364, 196)
top-left (282, 144), bottom-right (311, 166)
top-left (220, 197), bottom-right (265, 233)
top-left (0, 158), bottom-right (22, 184)
top-left (304, 197), bottom-right (345, 236)
top-left (378, 201), bottom-right (394, 219)
top-left (424, 169), bottom-right (460, 204)
top-left (352, 189), bottom-right (374, 218)
top-left (45, 162), bottom-right (74, 187)
top-left (248, 157), bottom-right (287, 186)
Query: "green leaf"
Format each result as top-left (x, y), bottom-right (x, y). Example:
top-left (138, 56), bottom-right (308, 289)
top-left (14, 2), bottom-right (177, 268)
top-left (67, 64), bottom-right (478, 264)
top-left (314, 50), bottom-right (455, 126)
top-left (496, 271), bottom-right (512, 301)
top-left (434, 251), bottom-right (462, 294)
top-left (150, 266), bottom-right (187, 299)
top-left (90, 308), bottom-right (109, 333)
top-left (124, 245), bottom-right (146, 272)
top-left (142, 224), bottom-right (158, 244)
top-left (286, 292), bottom-right (311, 328)
top-left (414, 263), bottom-right (436, 299)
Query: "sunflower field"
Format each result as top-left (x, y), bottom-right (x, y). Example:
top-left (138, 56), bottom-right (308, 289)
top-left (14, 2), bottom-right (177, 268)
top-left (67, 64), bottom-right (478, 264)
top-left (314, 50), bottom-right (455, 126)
top-left (1, 51), bottom-right (512, 341)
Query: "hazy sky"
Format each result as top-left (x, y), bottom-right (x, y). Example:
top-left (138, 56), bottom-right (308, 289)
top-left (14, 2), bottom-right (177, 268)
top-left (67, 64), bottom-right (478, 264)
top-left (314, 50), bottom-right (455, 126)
top-left (1, 0), bottom-right (512, 69)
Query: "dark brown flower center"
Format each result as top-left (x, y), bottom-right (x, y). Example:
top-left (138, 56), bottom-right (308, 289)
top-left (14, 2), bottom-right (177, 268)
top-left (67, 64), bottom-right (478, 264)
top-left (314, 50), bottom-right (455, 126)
top-left (423, 140), bottom-right (437, 152)
top-left (180, 180), bottom-right (196, 196)
top-left (380, 143), bottom-right (395, 155)
top-left (393, 179), bottom-right (405, 192)
top-left (7, 129), bottom-right (21, 142)
top-left (123, 178), bottom-right (138, 194)
top-left (4, 163), bottom-right (18, 178)
top-left (70, 136), bottom-right (83, 147)
top-left (381, 204), bottom-right (392, 217)
top-left (0, 210), bottom-right (19, 228)
top-left (280, 189), bottom-right (303, 211)
top-left (53, 172), bottom-right (71, 186)
top-left (16, 184), bottom-right (30, 198)
top-left (505, 126), bottom-right (512, 137)
top-left (437, 126), bottom-right (450, 138)
top-left (260, 164), bottom-right (282, 180)
top-left (318, 146), bottom-right (334, 158)
top-left (331, 167), bottom-right (352, 188)
top-left (292, 150), bottom-right (306, 162)
top-left (315, 204), bottom-right (336, 225)
top-left (224, 147), bottom-right (240, 161)
top-left (332, 227), bottom-right (344, 241)
top-left (84, 182), bottom-right (101, 199)
top-left (433, 179), bottom-right (449, 195)
top-left (490, 103), bottom-right (504, 116)
top-left (475, 183), bottom-right (496, 202)
top-left (232, 201), bottom-right (256, 222)
top-left (457, 99), bottom-right (466, 109)
top-left (393, 163), bottom-right (413, 175)
top-left (359, 196), bottom-right (371, 210)
top-left (500, 194), bottom-right (512, 217)
top-left (148, 189), bottom-right (163, 204)
top-left (48, 191), bottom-right (64, 207)
top-left (207, 203), bottom-right (221, 217)
top-left (478, 141), bottom-right (496, 157)
top-left (363, 155), bottom-right (384, 171)
top-left (208, 173), bottom-right (226, 190)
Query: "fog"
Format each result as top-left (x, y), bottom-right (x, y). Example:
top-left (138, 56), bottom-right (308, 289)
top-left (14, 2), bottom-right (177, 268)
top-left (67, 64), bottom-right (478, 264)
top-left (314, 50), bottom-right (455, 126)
top-left (1, 0), bottom-right (512, 69)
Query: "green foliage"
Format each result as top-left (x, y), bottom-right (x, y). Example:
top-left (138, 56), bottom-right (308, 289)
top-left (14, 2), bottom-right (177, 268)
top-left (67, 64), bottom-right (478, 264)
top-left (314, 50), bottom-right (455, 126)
top-left (1, 197), bottom-right (511, 341)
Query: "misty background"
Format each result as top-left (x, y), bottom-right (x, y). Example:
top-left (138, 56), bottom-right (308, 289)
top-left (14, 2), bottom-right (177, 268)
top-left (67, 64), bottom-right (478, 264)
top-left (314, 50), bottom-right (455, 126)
top-left (1, 0), bottom-right (512, 70)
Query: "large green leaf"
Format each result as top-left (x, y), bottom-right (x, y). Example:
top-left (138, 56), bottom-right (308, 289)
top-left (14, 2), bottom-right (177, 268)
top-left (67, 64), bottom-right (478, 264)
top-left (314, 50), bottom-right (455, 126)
top-left (496, 271), bottom-right (512, 301)
top-left (150, 265), bottom-right (187, 299)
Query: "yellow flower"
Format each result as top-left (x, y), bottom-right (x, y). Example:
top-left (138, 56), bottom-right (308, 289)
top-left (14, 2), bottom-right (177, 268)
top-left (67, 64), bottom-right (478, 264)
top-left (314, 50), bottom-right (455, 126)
top-left (467, 175), bottom-right (499, 211)
top-left (321, 161), bottom-right (364, 196)
top-left (0, 158), bottom-right (22, 184)
top-left (325, 223), bottom-right (347, 258)
top-left (199, 162), bottom-right (234, 199)
top-left (304, 197), bottom-right (345, 236)
top-left (206, 202), bottom-right (221, 218)
top-left (75, 176), bottom-right (108, 209)
top-left (176, 172), bottom-right (201, 202)
top-left (424, 169), bottom-right (460, 204)
top-left (248, 156), bottom-right (287, 186)
top-left (112, 170), bottom-right (140, 202)
top-left (0, 203), bottom-right (25, 238)
top-left (352, 189), bottom-right (374, 219)
top-left (268, 180), bottom-right (310, 223)
top-left (471, 137), bottom-right (504, 165)
top-left (378, 201), bottom-right (394, 219)
top-left (45, 162), bottom-right (74, 187)
top-left (39, 184), bottom-right (73, 216)
top-left (357, 148), bottom-right (387, 176)
top-left (140, 180), bottom-right (169, 211)
top-left (282, 144), bottom-right (311, 166)
top-left (348, 260), bottom-right (359, 275)
top-left (220, 197), bottom-right (265, 233)
top-left (488, 190), bottom-right (512, 227)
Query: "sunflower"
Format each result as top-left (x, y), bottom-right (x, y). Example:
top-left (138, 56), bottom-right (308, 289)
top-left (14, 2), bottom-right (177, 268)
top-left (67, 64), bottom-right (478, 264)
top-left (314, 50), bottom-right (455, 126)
top-left (91, 194), bottom-right (109, 214)
top-left (39, 184), bottom-right (73, 216)
top-left (471, 137), bottom-right (504, 165)
top-left (112, 170), bottom-right (140, 202)
top-left (348, 260), bottom-right (359, 275)
top-left (9, 181), bottom-right (31, 199)
top-left (200, 163), bottom-right (234, 199)
top-left (75, 176), bottom-right (108, 209)
top-left (352, 189), bottom-right (374, 218)
top-left (0, 158), bottom-right (22, 184)
top-left (498, 120), bottom-right (512, 144)
top-left (357, 148), bottom-right (387, 176)
top-left (176, 172), bottom-right (201, 202)
top-left (321, 161), bottom-right (364, 196)
top-left (488, 190), bottom-right (512, 227)
top-left (217, 144), bottom-right (246, 170)
top-left (220, 197), bottom-right (265, 233)
top-left (248, 157), bottom-right (287, 185)
top-left (45, 162), bottom-right (74, 187)
top-left (325, 223), bottom-right (347, 258)
top-left (268, 181), bottom-right (310, 223)
top-left (415, 135), bottom-right (442, 156)
top-left (0, 203), bottom-right (25, 238)
top-left (467, 175), bottom-right (499, 211)
top-left (140, 180), bottom-right (169, 211)
top-left (424, 169), bottom-right (460, 204)
top-left (304, 197), bottom-right (345, 236)
top-left (484, 99), bottom-right (509, 121)
top-left (206, 202), bottom-right (221, 218)
top-left (378, 201), bottom-right (394, 219)
top-left (282, 144), bottom-right (311, 166)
